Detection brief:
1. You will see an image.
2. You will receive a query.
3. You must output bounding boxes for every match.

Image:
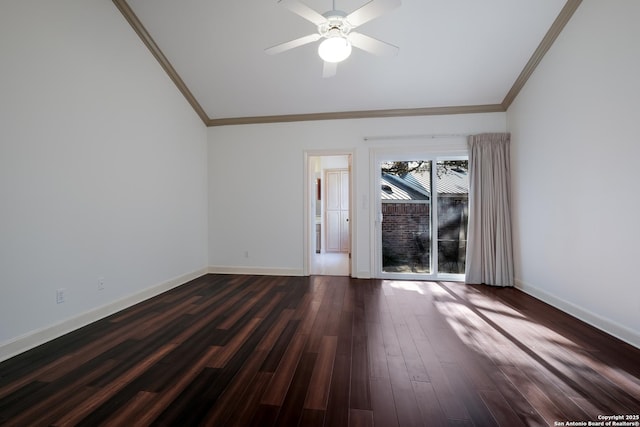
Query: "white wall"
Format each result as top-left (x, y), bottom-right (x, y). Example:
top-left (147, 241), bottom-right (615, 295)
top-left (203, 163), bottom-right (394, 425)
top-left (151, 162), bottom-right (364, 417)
top-left (0, 0), bottom-right (208, 360)
top-left (508, 0), bottom-right (640, 347)
top-left (208, 113), bottom-right (506, 277)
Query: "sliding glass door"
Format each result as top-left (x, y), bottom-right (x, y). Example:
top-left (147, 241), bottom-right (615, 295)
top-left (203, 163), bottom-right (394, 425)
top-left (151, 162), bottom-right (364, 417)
top-left (381, 160), bottom-right (433, 274)
top-left (377, 157), bottom-right (468, 280)
top-left (435, 160), bottom-right (469, 275)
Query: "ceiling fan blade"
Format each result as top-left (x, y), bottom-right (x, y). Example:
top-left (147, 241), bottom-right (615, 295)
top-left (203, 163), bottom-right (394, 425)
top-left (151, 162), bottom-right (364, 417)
top-left (278, 0), bottom-right (327, 26)
top-left (346, 0), bottom-right (401, 28)
top-left (265, 33), bottom-right (321, 55)
top-left (323, 61), bottom-right (337, 78)
top-left (349, 31), bottom-right (399, 56)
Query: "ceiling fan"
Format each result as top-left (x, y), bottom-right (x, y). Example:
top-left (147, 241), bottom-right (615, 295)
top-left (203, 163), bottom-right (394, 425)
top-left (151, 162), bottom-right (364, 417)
top-left (265, 0), bottom-right (401, 78)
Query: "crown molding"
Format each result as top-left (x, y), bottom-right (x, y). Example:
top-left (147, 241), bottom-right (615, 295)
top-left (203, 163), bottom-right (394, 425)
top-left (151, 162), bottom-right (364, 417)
top-left (501, 0), bottom-right (582, 109)
top-left (113, 0), bottom-right (581, 127)
top-left (206, 104), bottom-right (505, 127)
top-left (112, 0), bottom-right (210, 124)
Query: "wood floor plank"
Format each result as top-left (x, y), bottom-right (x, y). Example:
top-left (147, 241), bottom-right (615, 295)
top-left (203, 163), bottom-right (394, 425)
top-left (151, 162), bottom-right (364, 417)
top-left (14, 386), bottom-right (98, 427)
top-left (366, 321), bottom-right (390, 380)
top-left (491, 366), bottom-right (559, 426)
top-left (1, 343), bottom-right (111, 400)
top-left (0, 381), bottom-right (48, 424)
top-left (223, 372), bottom-right (273, 427)
top-left (216, 278), bottom-right (274, 329)
top-left (148, 366), bottom-right (221, 426)
top-left (412, 331), bottom-right (471, 421)
top-left (323, 281), bottom-right (347, 337)
top-left (378, 310), bottom-right (403, 359)
top-left (208, 317), bottom-right (262, 368)
top-left (201, 346), bottom-right (269, 426)
top-left (260, 319), bottom-right (300, 373)
top-left (297, 296), bottom-right (322, 335)
top-left (53, 343), bottom-right (177, 426)
top-left (386, 354), bottom-right (426, 427)
top-left (324, 353), bottom-right (351, 427)
top-left (513, 348), bottom-right (591, 411)
top-left (370, 377), bottom-right (399, 427)
top-left (184, 275), bottom-right (251, 316)
top-left (125, 345), bottom-right (220, 426)
top-left (260, 333), bottom-right (308, 407)
top-left (106, 274), bottom-right (212, 323)
top-left (129, 294), bottom-right (204, 338)
top-left (351, 284), bottom-right (368, 338)
top-left (249, 404), bottom-right (280, 427)
top-left (411, 380), bottom-right (448, 427)
top-left (349, 408), bottom-right (374, 427)
top-left (305, 285), bottom-right (339, 353)
top-left (304, 335), bottom-right (338, 410)
top-left (349, 334), bottom-right (371, 410)
top-left (394, 321), bottom-right (430, 383)
top-left (478, 389), bottom-right (529, 427)
top-left (1, 274), bottom-right (639, 426)
top-left (300, 408), bottom-right (326, 427)
top-left (2, 359), bottom-right (118, 427)
top-left (169, 293), bottom-right (251, 346)
top-left (255, 291), bottom-right (286, 319)
top-left (256, 308), bottom-right (295, 352)
top-left (275, 351), bottom-right (317, 426)
top-left (440, 361), bottom-right (498, 426)
top-left (100, 390), bottom-right (156, 427)
top-left (342, 280), bottom-right (355, 313)
top-left (336, 309), bottom-right (354, 357)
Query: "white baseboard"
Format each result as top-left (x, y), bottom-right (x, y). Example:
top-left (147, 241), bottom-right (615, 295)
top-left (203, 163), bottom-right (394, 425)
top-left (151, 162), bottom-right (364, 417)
top-left (515, 278), bottom-right (640, 349)
top-left (208, 265), bottom-right (303, 276)
top-left (0, 268), bottom-right (208, 363)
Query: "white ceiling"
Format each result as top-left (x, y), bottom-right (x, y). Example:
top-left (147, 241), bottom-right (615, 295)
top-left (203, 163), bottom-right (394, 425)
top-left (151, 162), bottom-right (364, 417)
top-left (121, 0), bottom-right (571, 124)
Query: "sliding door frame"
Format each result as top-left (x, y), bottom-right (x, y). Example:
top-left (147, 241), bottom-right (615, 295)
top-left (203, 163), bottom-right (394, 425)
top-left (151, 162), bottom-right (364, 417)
top-left (370, 141), bottom-right (468, 281)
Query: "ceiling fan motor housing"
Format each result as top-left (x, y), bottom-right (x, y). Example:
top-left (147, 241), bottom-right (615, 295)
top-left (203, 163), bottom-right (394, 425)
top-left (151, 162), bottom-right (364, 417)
top-left (319, 10), bottom-right (352, 39)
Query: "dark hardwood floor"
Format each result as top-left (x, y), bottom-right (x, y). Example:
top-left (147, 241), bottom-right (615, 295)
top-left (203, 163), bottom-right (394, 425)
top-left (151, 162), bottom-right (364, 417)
top-left (1, 274), bottom-right (639, 426)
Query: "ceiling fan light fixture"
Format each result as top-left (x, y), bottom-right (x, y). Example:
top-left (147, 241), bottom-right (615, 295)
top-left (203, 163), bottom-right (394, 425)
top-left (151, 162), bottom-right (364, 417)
top-left (318, 36), bottom-right (352, 63)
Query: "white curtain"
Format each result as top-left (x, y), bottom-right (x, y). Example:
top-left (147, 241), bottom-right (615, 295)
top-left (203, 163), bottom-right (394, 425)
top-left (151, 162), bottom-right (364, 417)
top-left (465, 133), bottom-right (514, 286)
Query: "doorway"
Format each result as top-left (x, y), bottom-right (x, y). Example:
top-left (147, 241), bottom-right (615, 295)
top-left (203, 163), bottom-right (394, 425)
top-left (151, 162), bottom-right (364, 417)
top-left (375, 156), bottom-right (469, 281)
top-left (306, 153), bottom-right (352, 276)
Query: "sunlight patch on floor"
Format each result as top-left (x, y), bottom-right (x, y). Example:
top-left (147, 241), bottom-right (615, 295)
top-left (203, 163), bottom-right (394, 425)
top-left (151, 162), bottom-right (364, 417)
top-left (388, 281), bottom-right (427, 295)
top-left (430, 287), bottom-right (640, 416)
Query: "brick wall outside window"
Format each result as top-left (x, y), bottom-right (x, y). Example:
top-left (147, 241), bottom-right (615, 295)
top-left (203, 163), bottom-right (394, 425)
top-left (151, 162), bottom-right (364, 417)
top-left (382, 196), bottom-right (468, 273)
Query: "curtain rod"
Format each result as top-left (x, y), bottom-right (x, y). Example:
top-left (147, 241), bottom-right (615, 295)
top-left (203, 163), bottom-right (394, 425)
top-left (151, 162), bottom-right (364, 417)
top-left (363, 133), bottom-right (469, 141)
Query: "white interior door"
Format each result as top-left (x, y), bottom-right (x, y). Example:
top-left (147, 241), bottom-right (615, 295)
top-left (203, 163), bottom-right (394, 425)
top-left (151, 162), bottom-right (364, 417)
top-left (325, 168), bottom-right (350, 253)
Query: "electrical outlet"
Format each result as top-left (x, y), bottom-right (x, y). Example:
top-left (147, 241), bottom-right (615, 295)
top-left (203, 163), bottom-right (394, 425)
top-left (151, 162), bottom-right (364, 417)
top-left (98, 277), bottom-right (105, 291)
top-left (56, 288), bottom-right (66, 304)
top-left (244, 251), bottom-right (249, 258)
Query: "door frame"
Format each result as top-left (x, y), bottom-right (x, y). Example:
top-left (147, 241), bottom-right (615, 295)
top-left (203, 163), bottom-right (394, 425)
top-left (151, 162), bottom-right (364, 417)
top-left (303, 150), bottom-right (355, 276)
top-left (370, 144), bottom-right (468, 280)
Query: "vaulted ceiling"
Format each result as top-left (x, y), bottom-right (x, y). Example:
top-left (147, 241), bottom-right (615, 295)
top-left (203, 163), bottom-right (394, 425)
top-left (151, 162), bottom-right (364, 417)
top-left (113, 0), bottom-right (581, 126)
